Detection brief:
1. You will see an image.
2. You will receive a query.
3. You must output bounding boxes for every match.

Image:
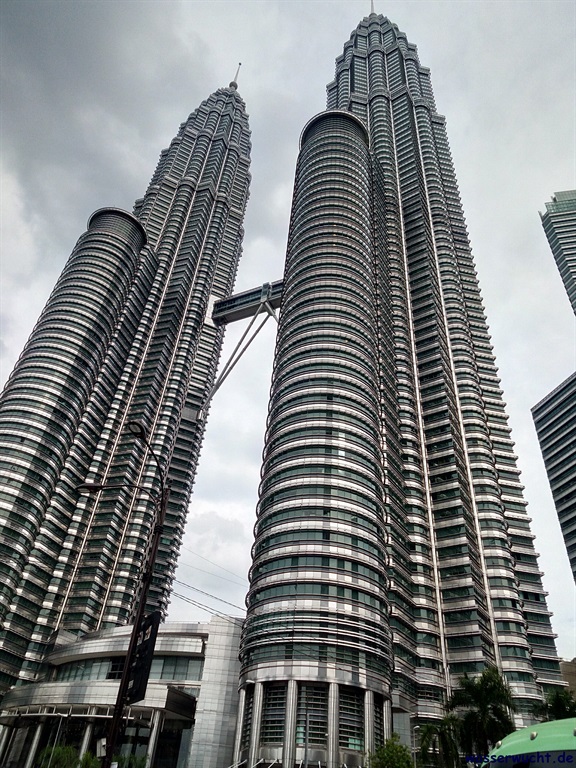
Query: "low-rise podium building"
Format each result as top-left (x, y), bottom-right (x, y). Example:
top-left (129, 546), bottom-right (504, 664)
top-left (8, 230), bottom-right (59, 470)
top-left (0, 616), bottom-right (242, 768)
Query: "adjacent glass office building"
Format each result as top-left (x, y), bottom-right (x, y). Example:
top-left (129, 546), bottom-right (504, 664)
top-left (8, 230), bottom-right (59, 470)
top-left (533, 373), bottom-right (576, 584)
top-left (0, 83), bottom-right (251, 692)
top-left (533, 191), bottom-right (576, 583)
top-left (235, 13), bottom-right (561, 766)
top-left (540, 190), bottom-right (576, 316)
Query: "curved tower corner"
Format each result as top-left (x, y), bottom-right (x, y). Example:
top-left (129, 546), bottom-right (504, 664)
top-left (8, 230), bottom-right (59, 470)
top-left (236, 110), bottom-right (393, 768)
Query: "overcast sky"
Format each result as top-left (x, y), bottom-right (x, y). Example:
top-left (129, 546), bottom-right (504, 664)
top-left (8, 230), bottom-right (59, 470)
top-left (1, 0), bottom-right (574, 659)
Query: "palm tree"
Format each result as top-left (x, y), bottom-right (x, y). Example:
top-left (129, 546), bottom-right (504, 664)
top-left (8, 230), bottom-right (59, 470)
top-left (447, 665), bottom-right (515, 754)
top-left (419, 714), bottom-right (461, 768)
top-left (532, 688), bottom-right (576, 721)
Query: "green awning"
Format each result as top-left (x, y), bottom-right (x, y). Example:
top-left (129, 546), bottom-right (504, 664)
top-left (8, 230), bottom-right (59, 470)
top-left (486, 718), bottom-right (576, 762)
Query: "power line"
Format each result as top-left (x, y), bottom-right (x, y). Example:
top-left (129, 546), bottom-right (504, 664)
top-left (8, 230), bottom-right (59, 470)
top-left (178, 543), bottom-right (248, 582)
top-left (176, 559), bottom-right (247, 586)
top-left (173, 579), bottom-right (245, 611)
top-left (171, 592), bottom-right (242, 621)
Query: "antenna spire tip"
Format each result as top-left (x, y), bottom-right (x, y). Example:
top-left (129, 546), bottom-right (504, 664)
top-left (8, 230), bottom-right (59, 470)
top-left (230, 62), bottom-right (242, 89)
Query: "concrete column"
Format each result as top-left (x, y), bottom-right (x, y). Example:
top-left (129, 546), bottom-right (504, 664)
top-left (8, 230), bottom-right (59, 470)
top-left (383, 698), bottom-right (392, 740)
top-left (283, 680), bottom-right (298, 768)
top-left (0, 723), bottom-right (17, 766)
top-left (248, 682), bottom-right (264, 768)
top-left (0, 724), bottom-right (12, 763)
top-left (146, 709), bottom-right (163, 768)
top-left (364, 690), bottom-right (374, 760)
top-left (78, 708), bottom-right (97, 759)
top-left (233, 687), bottom-right (247, 765)
top-left (23, 722), bottom-right (43, 768)
top-left (327, 683), bottom-right (339, 768)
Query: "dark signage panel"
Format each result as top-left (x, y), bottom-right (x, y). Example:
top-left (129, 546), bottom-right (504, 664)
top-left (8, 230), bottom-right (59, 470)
top-left (126, 611), bottom-right (161, 705)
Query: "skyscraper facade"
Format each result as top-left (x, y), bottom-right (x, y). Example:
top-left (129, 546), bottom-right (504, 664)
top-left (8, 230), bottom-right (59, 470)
top-left (533, 373), bottom-right (576, 583)
top-left (533, 190), bottom-right (576, 584)
top-left (0, 83), bottom-right (251, 693)
top-left (235, 13), bottom-right (561, 765)
top-left (540, 190), bottom-right (576, 316)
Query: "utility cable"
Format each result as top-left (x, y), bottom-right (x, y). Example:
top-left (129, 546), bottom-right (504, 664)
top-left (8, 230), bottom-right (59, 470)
top-left (176, 560), bottom-right (247, 586)
top-left (178, 544), bottom-right (248, 582)
top-left (173, 579), bottom-right (245, 611)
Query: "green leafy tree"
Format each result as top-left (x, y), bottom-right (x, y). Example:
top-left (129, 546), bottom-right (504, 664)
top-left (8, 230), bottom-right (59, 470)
top-left (448, 665), bottom-right (515, 753)
top-left (36, 745), bottom-right (79, 768)
top-left (419, 714), bottom-right (461, 768)
top-left (370, 733), bottom-right (412, 768)
top-left (36, 747), bottom-right (116, 768)
top-left (532, 688), bottom-right (576, 721)
top-left (79, 753), bottom-right (101, 768)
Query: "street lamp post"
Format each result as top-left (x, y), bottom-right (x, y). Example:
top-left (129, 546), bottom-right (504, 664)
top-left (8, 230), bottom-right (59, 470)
top-left (303, 709), bottom-right (309, 768)
top-left (412, 724), bottom-right (420, 768)
top-left (302, 704), bottom-right (327, 768)
top-left (77, 421), bottom-right (169, 768)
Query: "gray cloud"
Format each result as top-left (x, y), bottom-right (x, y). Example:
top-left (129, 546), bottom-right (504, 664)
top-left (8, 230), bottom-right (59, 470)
top-left (1, 0), bottom-right (574, 657)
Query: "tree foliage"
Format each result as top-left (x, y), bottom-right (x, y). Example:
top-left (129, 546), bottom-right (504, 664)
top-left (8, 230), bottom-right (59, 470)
top-left (36, 746), bottom-right (80, 768)
top-left (419, 714), bottom-right (461, 768)
top-left (79, 753), bottom-right (101, 768)
top-left (36, 747), bottom-right (107, 768)
top-left (448, 665), bottom-right (515, 753)
top-left (370, 733), bottom-right (412, 768)
top-left (532, 687), bottom-right (576, 721)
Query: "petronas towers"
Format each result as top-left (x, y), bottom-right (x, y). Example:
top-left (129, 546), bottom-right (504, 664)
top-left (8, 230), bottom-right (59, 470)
top-left (0, 10), bottom-right (563, 768)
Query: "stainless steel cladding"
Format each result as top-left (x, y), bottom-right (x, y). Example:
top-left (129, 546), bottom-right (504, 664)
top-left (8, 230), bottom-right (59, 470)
top-left (0, 85), bottom-right (251, 692)
top-left (237, 11), bottom-right (562, 765)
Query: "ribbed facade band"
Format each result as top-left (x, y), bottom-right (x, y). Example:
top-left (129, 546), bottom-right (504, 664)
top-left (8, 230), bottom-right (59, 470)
top-left (0, 84), bottom-right (251, 691)
top-left (236, 13), bottom-right (561, 767)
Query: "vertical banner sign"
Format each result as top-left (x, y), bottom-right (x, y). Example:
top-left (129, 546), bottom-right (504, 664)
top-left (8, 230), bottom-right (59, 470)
top-left (126, 610), bottom-right (162, 705)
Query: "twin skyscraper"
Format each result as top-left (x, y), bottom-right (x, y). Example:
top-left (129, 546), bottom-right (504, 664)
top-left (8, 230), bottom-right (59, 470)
top-left (0, 11), bottom-right (563, 767)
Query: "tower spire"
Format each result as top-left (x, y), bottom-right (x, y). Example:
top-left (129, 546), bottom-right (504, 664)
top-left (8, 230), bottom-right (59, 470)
top-left (230, 62), bottom-right (241, 89)
top-left (370, 0), bottom-right (375, 14)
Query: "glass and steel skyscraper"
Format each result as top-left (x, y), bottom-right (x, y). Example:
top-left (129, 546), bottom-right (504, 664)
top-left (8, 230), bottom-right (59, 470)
top-left (0, 82), bottom-right (251, 692)
top-left (533, 372), bottom-right (576, 584)
top-left (540, 190), bottom-right (576, 316)
top-left (235, 13), bottom-right (561, 766)
top-left (533, 190), bottom-right (576, 583)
